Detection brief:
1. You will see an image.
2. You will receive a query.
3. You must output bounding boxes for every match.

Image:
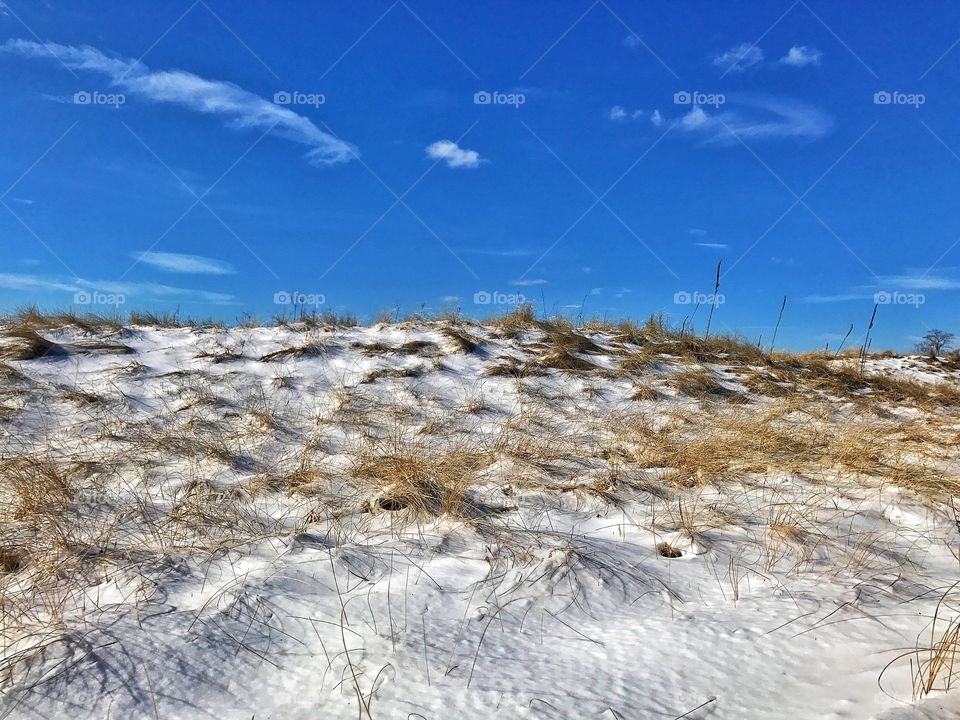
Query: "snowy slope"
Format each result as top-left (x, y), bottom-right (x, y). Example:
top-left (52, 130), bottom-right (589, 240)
top-left (0, 321), bottom-right (958, 719)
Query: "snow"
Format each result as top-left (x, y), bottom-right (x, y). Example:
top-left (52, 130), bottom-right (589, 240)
top-left (0, 321), bottom-right (958, 719)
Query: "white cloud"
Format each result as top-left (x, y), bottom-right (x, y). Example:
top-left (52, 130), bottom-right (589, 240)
top-left (695, 242), bottom-right (728, 249)
top-left (881, 274), bottom-right (960, 290)
top-left (608, 106), bottom-right (660, 127)
top-left (801, 272), bottom-right (960, 304)
top-left (441, 295), bottom-right (460, 303)
top-left (425, 140), bottom-right (483, 169)
top-left (713, 43), bottom-right (764, 72)
top-left (780, 46), bottom-right (822, 67)
top-left (462, 248), bottom-right (535, 257)
top-left (132, 251), bottom-right (235, 275)
top-left (676, 96), bottom-right (833, 144)
top-left (801, 292), bottom-right (875, 304)
top-left (511, 278), bottom-right (547, 286)
top-left (681, 106), bottom-right (710, 130)
top-left (1, 39), bottom-right (356, 166)
top-left (0, 272), bottom-right (235, 304)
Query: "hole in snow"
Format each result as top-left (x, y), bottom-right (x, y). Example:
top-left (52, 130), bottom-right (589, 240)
top-left (656, 542), bottom-right (683, 558)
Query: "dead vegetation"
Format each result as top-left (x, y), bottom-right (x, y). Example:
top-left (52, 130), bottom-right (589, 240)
top-left (0, 328), bottom-right (65, 361)
top-left (1, 307), bottom-right (960, 707)
top-left (259, 342), bottom-right (327, 362)
top-left (352, 435), bottom-right (497, 518)
top-left (668, 367), bottom-right (741, 400)
top-left (440, 325), bottom-right (481, 354)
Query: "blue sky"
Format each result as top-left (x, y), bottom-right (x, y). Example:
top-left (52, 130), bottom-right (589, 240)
top-left (1, 1), bottom-right (960, 350)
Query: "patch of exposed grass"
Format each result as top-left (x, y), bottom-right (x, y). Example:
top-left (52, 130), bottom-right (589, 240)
top-left (259, 342), bottom-right (327, 362)
top-left (485, 304), bottom-right (541, 337)
top-left (440, 325), bottom-right (481, 354)
top-left (669, 367), bottom-right (741, 401)
top-left (630, 383), bottom-right (664, 401)
top-left (360, 366), bottom-right (427, 384)
top-left (352, 436), bottom-right (496, 518)
top-left (0, 328), bottom-right (66, 361)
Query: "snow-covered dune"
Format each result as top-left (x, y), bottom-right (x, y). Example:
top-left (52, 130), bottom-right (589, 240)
top-left (0, 318), bottom-right (958, 719)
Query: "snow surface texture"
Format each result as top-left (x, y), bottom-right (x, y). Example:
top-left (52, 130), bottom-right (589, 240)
top-left (0, 320), bottom-right (959, 719)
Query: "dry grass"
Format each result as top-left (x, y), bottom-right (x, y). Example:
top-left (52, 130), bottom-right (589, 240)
top-left (352, 435), bottom-right (497, 518)
top-left (0, 456), bottom-right (75, 523)
top-left (668, 367), bottom-right (741, 401)
top-left (440, 325), bottom-right (481, 354)
top-left (611, 401), bottom-right (941, 492)
top-left (129, 309), bottom-right (180, 327)
top-left (913, 591), bottom-right (960, 698)
top-left (484, 356), bottom-right (545, 378)
top-left (6, 306), bottom-right (123, 333)
top-left (360, 366), bottom-right (427, 384)
top-left (622, 411), bottom-right (806, 486)
top-left (880, 582), bottom-right (960, 700)
top-left (485, 304), bottom-right (541, 337)
top-left (0, 328), bottom-right (66, 361)
top-left (630, 383), bottom-right (665, 401)
top-left (259, 342), bottom-right (327, 362)
top-left (610, 315), bottom-right (770, 366)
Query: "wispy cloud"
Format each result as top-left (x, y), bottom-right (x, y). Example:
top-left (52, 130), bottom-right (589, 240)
top-left (677, 96), bottom-right (833, 144)
top-left (780, 46), bottom-right (823, 67)
top-left (462, 248), bottom-right (535, 257)
top-left (607, 105), bottom-right (649, 123)
top-left (801, 291), bottom-right (876, 304)
top-left (695, 242), bottom-right (728, 249)
top-left (801, 272), bottom-right (960, 303)
top-left (0, 272), bottom-right (235, 304)
top-left (713, 43), bottom-right (764, 73)
top-left (132, 251), bottom-right (235, 275)
top-left (511, 278), bottom-right (547, 286)
top-left (425, 140), bottom-right (484, 169)
top-left (608, 105), bottom-right (627, 121)
top-left (1, 39), bottom-right (356, 166)
top-left (882, 273), bottom-right (960, 290)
